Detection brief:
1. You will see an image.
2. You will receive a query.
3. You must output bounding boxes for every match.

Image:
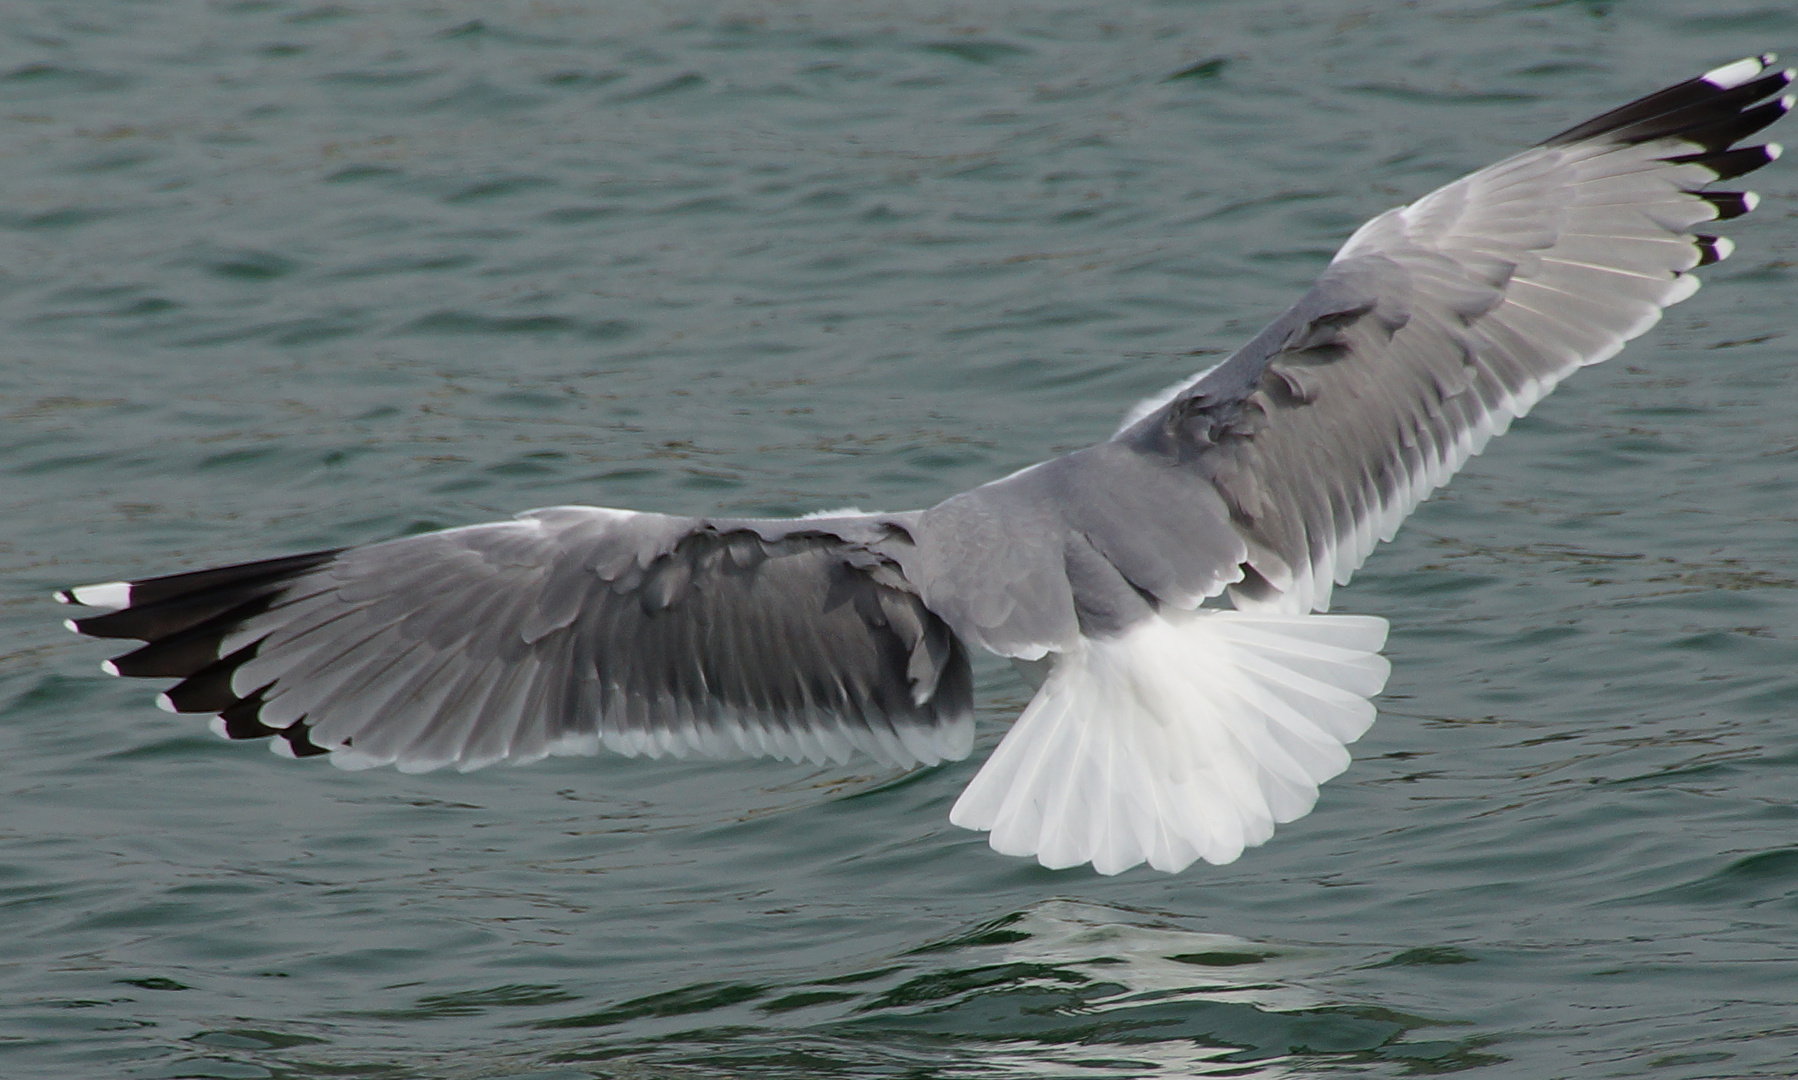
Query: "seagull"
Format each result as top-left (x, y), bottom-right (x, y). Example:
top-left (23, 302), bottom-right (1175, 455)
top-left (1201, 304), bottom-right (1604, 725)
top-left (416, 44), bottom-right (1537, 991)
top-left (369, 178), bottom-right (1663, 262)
top-left (59, 56), bottom-right (1791, 875)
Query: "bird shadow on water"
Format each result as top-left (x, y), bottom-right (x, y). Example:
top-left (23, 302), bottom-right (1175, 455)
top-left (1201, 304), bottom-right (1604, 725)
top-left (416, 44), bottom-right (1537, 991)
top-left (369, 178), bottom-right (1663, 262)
top-left (221, 900), bottom-right (1503, 1079)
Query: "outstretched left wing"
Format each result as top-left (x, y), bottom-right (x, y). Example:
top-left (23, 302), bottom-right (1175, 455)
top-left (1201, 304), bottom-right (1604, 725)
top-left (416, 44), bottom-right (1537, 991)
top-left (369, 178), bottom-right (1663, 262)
top-left (60, 507), bottom-right (973, 772)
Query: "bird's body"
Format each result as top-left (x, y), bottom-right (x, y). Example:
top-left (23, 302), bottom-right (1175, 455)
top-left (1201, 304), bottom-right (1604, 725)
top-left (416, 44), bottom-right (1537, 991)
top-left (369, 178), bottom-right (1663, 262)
top-left (60, 56), bottom-right (1792, 874)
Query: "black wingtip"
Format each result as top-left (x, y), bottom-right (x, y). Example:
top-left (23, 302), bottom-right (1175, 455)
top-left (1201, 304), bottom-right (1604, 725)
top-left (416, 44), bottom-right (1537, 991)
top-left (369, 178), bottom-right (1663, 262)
top-left (279, 721), bottom-right (334, 758)
top-left (1694, 234), bottom-right (1735, 266)
top-left (1668, 141), bottom-right (1785, 180)
top-left (63, 548), bottom-right (350, 758)
top-left (218, 688), bottom-right (282, 739)
top-left (160, 642), bottom-right (262, 714)
top-left (62, 550), bottom-right (343, 642)
top-left (1699, 190), bottom-right (1762, 220)
top-left (214, 694), bottom-right (332, 756)
top-left (1542, 55), bottom-right (1793, 152)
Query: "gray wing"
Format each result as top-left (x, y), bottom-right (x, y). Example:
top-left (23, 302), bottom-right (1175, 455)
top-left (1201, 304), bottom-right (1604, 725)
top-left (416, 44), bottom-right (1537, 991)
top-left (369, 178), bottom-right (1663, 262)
top-left (1118, 55), bottom-right (1792, 614)
top-left (60, 506), bottom-right (973, 772)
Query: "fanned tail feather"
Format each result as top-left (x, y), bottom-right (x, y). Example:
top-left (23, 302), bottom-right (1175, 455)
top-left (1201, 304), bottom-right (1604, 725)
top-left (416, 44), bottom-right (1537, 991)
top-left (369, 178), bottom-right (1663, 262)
top-left (950, 610), bottom-right (1390, 874)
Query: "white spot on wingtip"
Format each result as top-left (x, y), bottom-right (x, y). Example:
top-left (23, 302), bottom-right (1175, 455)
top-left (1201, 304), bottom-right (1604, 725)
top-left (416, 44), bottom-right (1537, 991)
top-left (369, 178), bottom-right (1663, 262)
top-left (1665, 273), bottom-right (1703, 305)
top-left (100, 659), bottom-right (120, 677)
top-left (1702, 56), bottom-right (1765, 90)
top-left (155, 693), bottom-right (177, 713)
top-left (269, 737), bottom-right (298, 759)
top-left (209, 717), bottom-right (230, 739)
top-left (66, 582), bottom-right (131, 609)
top-left (1769, 143), bottom-right (1785, 161)
top-left (1744, 191), bottom-right (1762, 212)
top-left (62, 619), bottom-right (80, 634)
top-left (1713, 236), bottom-right (1736, 262)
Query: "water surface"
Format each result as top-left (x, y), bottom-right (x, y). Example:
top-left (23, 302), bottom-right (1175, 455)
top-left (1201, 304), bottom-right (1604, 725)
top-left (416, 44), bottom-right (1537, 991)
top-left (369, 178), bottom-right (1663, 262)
top-left (3, 2), bottom-right (1796, 1077)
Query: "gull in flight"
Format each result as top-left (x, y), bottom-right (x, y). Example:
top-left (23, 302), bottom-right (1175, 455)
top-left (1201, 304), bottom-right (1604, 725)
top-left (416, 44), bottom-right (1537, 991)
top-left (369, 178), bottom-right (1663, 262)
top-left (60, 57), bottom-right (1791, 874)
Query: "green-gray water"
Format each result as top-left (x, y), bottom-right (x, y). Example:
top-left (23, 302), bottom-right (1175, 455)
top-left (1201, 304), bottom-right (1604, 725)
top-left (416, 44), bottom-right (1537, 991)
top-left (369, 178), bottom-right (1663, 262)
top-left (4, 2), bottom-right (1796, 1077)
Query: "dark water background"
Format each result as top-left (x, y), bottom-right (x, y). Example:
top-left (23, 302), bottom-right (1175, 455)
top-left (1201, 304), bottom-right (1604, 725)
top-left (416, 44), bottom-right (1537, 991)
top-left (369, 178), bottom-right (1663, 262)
top-left (3, 1), bottom-right (1796, 1077)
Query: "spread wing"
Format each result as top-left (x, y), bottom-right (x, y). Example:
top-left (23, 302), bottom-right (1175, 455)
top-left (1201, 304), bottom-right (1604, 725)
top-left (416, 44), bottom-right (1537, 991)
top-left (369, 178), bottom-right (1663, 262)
top-left (55, 56), bottom-right (1790, 877)
top-left (60, 506), bottom-right (973, 772)
top-left (1119, 54), bottom-right (1791, 614)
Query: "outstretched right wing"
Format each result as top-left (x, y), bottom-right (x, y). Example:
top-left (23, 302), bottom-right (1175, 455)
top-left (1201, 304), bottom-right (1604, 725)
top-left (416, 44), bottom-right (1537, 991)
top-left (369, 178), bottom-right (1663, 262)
top-left (60, 507), bottom-right (974, 773)
top-left (1121, 55), bottom-right (1790, 615)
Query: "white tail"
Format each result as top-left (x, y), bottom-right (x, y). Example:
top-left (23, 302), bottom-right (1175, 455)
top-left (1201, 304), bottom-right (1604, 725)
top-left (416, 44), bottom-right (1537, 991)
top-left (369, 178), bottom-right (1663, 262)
top-left (950, 609), bottom-right (1390, 874)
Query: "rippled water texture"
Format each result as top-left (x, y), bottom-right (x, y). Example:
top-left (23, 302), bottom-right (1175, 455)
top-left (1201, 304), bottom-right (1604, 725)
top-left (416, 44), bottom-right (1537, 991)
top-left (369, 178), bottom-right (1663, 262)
top-left (3, 2), bottom-right (1796, 1077)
